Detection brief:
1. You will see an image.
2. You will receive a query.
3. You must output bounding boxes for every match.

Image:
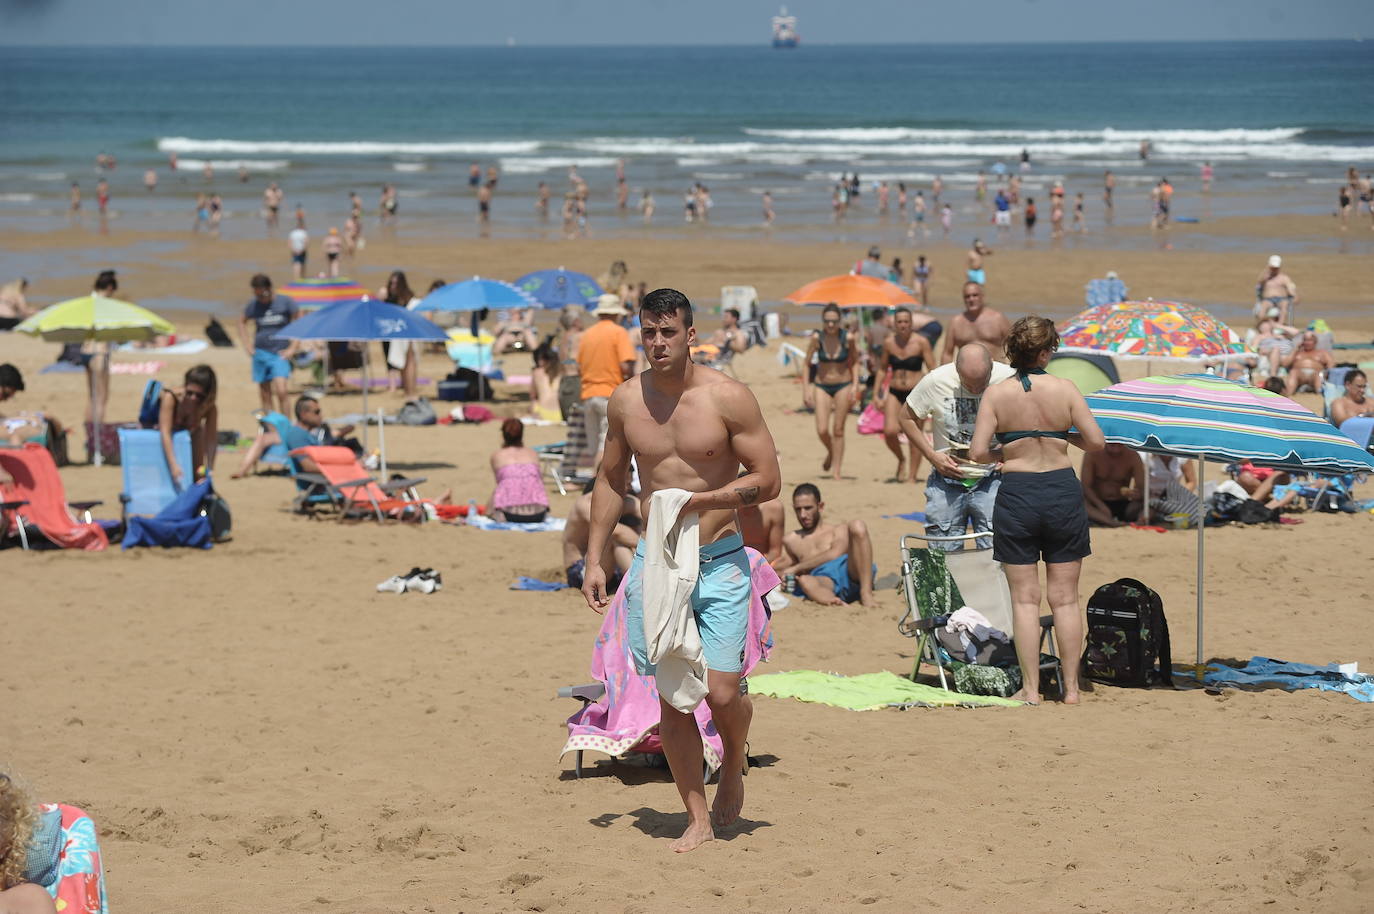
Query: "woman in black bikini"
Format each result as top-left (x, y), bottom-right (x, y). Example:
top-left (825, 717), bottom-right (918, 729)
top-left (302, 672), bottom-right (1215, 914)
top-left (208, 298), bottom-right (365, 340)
top-left (802, 303), bottom-right (859, 481)
top-left (970, 316), bottom-right (1104, 705)
top-left (876, 307), bottom-right (934, 482)
top-left (157, 364), bottom-right (219, 485)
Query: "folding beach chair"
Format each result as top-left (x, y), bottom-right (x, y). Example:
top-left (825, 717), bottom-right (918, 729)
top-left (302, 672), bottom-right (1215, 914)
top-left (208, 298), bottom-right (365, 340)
top-left (897, 531), bottom-right (1062, 699)
top-left (0, 443), bottom-right (109, 551)
top-left (256, 410), bottom-right (293, 468)
top-left (122, 476), bottom-right (214, 550)
top-left (533, 441), bottom-right (569, 496)
top-left (290, 445), bottom-right (429, 522)
top-left (117, 427), bottom-right (193, 519)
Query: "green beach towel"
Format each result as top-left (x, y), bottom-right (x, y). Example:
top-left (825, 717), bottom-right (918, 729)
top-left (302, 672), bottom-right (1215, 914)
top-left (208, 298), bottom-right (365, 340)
top-left (750, 670), bottom-right (1024, 711)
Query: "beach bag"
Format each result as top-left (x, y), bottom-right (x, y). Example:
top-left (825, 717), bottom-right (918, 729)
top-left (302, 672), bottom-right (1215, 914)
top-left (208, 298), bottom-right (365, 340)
top-left (138, 380), bottom-right (163, 429)
top-left (1083, 578), bottom-right (1172, 688)
top-left (1237, 499), bottom-right (1279, 524)
top-left (857, 402), bottom-right (885, 435)
top-left (397, 397), bottom-right (437, 426)
top-left (206, 317), bottom-right (234, 347)
top-left (200, 491), bottom-right (232, 542)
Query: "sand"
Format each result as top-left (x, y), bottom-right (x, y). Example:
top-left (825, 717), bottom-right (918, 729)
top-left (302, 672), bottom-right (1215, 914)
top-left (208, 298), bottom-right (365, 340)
top-left (3, 225), bottom-right (1373, 912)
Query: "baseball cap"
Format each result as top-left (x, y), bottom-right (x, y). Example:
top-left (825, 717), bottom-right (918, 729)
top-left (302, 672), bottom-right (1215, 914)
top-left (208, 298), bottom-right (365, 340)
top-left (1268, 254), bottom-right (1282, 268)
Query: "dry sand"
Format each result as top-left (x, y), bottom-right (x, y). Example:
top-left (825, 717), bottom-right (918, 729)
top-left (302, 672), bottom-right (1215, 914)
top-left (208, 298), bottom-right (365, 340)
top-left (3, 226), bottom-right (1373, 912)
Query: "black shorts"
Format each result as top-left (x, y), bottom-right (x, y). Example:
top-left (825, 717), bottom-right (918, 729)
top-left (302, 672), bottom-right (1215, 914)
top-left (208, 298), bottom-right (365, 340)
top-left (1103, 498), bottom-right (1131, 521)
top-left (992, 467), bottom-right (1091, 565)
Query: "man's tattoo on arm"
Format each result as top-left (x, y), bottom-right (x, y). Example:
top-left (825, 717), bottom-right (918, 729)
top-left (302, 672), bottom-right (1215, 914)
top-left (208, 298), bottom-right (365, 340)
top-left (734, 485), bottom-right (760, 506)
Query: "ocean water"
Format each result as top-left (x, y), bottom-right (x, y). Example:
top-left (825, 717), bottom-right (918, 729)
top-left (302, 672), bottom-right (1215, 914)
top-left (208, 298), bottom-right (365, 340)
top-left (1, 42), bottom-right (1372, 239)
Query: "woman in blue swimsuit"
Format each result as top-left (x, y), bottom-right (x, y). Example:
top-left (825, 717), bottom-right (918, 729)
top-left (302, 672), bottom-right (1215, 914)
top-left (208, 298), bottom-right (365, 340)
top-left (970, 316), bottom-right (1105, 704)
top-left (803, 303), bottom-right (859, 481)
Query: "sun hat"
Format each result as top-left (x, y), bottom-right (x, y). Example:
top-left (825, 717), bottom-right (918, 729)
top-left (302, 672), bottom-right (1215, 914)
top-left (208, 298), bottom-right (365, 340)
top-left (593, 293), bottom-right (627, 316)
top-left (1268, 254), bottom-right (1282, 268)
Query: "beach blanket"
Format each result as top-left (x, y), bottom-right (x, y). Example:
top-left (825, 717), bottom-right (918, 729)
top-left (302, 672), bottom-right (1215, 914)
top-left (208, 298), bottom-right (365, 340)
top-left (512, 576), bottom-right (566, 591)
top-left (117, 338), bottom-right (209, 356)
top-left (750, 670), bottom-right (1023, 710)
top-left (561, 549), bottom-right (779, 774)
top-left (882, 511), bottom-right (927, 523)
top-left (33, 803), bottom-right (108, 914)
top-left (465, 514), bottom-right (565, 532)
top-left (108, 360), bottom-right (166, 375)
top-left (1191, 656), bottom-right (1374, 703)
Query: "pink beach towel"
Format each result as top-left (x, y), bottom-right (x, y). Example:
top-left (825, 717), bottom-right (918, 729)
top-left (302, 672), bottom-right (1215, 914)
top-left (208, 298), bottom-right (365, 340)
top-left (561, 548), bottom-right (780, 774)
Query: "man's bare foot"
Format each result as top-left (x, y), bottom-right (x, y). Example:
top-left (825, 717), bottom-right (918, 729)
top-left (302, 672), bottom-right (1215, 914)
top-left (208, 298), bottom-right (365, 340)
top-left (712, 771), bottom-right (745, 828)
top-left (822, 594), bottom-right (845, 606)
top-left (671, 818), bottom-right (714, 853)
top-left (1062, 690), bottom-right (1081, 705)
top-left (859, 594), bottom-right (877, 608)
top-left (1009, 688), bottom-right (1041, 705)
top-left (830, 470), bottom-right (843, 481)
top-left (822, 452), bottom-right (833, 472)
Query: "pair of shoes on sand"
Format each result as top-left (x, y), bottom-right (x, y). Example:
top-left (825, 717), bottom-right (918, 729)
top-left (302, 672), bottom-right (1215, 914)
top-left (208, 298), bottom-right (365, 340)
top-left (376, 567), bottom-right (443, 594)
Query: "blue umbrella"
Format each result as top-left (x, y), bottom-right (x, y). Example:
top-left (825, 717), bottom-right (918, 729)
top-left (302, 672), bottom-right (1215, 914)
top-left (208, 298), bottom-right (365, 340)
top-left (514, 267), bottom-right (603, 309)
top-left (419, 276), bottom-right (538, 313)
top-left (1087, 374), bottom-right (1374, 668)
top-left (274, 297), bottom-right (449, 452)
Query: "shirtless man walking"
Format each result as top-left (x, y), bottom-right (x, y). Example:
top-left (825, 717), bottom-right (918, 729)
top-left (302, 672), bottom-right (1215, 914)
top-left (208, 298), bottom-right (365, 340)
top-left (1256, 254), bottom-right (1299, 326)
top-left (941, 281), bottom-right (1012, 365)
top-left (965, 238), bottom-right (991, 286)
top-left (582, 288), bottom-right (781, 853)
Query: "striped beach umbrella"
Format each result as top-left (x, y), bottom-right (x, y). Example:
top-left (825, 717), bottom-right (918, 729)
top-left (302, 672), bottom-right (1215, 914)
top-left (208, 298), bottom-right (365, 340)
top-left (784, 274), bottom-right (916, 309)
top-left (1087, 374), bottom-right (1374, 667)
top-left (278, 277), bottom-right (368, 309)
top-left (1058, 299), bottom-right (1245, 360)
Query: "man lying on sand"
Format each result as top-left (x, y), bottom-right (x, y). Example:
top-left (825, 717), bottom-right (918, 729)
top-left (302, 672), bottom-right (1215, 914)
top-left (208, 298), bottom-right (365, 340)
top-left (581, 288), bottom-right (780, 853)
top-left (775, 483), bottom-right (877, 607)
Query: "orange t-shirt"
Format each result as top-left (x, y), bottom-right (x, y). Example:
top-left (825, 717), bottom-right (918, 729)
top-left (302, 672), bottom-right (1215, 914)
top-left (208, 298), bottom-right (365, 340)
top-left (577, 319), bottom-right (635, 399)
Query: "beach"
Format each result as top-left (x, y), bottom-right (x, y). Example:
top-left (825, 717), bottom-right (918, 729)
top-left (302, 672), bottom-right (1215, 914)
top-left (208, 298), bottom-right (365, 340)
top-left (3, 217), bottom-right (1373, 911)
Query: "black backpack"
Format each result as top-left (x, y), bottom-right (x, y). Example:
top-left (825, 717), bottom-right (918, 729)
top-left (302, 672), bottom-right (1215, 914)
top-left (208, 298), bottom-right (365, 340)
top-left (1082, 578), bottom-right (1173, 688)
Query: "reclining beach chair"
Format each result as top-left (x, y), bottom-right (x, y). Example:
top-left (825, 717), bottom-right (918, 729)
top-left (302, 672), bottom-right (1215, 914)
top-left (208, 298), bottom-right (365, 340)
top-left (290, 445), bottom-right (428, 522)
top-left (256, 410), bottom-right (293, 468)
top-left (897, 531), bottom-right (1062, 699)
top-left (0, 443), bottom-right (109, 551)
top-left (118, 427), bottom-right (193, 519)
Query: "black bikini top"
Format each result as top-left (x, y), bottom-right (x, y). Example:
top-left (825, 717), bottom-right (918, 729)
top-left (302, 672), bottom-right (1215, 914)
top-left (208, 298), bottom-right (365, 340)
top-left (996, 369), bottom-right (1070, 444)
top-left (816, 329), bottom-right (850, 363)
top-left (889, 352), bottom-right (924, 372)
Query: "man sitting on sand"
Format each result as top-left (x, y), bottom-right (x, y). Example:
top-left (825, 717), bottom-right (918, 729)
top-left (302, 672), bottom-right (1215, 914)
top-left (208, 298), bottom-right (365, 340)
top-left (1255, 254), bottom-right (1299, 326)
top-left (563, 486), bottom-right (640, 593)
top-left (493, 307), bottom-right (538, 356)
top-left (941, 281), bottom-right (1011, 365)
top-left (1281, 331), bottom-right (1335, 395)
top-left (738, 489), bottom-right (785, 567)
top-left (775, 483), bottom-right (876, 607)
top-left (1081, 443), bottom-right (1146, 527)
top-left (1330, 369), bottom-right (1371, 429)
top-left (707, 308), bottom-right (750, 356)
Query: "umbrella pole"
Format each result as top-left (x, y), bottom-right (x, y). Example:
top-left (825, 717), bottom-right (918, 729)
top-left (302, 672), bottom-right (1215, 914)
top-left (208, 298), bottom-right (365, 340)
top-left (378, 407), bottom-right (387, 480)
top-left (91, 351), bottom-right (107, 468)
top-left (1195, 458), bottom-right (1206, 673)
top-left (362, 345), bottom-right (370, 453)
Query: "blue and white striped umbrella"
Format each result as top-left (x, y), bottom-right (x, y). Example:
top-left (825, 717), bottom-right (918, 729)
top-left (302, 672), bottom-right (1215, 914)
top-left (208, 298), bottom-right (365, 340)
top-left (1086, 374), bottom-right (1374, 668)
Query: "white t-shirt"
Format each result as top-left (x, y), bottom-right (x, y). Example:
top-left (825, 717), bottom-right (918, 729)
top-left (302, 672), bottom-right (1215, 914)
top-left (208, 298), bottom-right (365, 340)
top-left (289, 228), bottom-right (309, 254)
top-left (904, 361), bottom-right (1015, 452)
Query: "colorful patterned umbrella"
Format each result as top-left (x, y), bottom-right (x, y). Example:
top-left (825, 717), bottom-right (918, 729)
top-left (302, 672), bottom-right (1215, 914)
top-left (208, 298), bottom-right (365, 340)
top-left (1058, 299), bottom-right (1245, 360)
top-left (513, 268), bottom-right (602, 309)
top-left (1087, 374), bottom-right (1374, 667)
top-left (279, 278), bottom-right (368, 309)
top-left (784, 274), bottom-right (916, 309)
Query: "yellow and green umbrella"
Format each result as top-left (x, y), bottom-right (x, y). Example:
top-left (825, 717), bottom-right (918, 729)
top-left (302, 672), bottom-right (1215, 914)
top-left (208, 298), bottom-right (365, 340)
top-left (16, 295), bottom-right (176, 465)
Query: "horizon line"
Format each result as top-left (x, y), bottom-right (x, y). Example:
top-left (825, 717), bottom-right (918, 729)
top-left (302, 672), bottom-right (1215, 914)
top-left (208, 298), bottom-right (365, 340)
top-left (0, 37), bottom-right (1362, 49)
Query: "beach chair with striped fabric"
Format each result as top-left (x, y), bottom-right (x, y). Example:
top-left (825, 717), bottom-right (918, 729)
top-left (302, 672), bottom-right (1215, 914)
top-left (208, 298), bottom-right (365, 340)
top-left (289, 445), bottom-right (429, 522)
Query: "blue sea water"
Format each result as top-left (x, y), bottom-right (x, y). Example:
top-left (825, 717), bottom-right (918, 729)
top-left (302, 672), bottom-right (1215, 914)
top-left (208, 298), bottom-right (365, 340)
top-left (1, 41), bottom-right (1372, 235)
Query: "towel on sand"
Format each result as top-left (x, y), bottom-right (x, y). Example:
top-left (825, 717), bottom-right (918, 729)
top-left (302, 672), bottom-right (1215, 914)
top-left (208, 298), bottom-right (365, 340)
top-left (511, 576), bottom-right (565, 591)
top-left (465, 514), bottom-right (565, 532)
top-left (1192, 656), bottom-right (1374, 702)
top-left (750, 670), bottom-right (1023, 710)
top-left (561, 548), bottom-right (779, 775)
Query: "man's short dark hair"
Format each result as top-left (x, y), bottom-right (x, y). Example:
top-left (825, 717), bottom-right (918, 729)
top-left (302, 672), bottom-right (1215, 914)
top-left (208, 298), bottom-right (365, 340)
top-left (1262, 376), bottom-right (1286, 395)
top-left (294, 395), bottom-right (318, 420)
top-left (93, 270), bottom-right (117, 293)
top-left (639, 288), bottom-right (693, 329)
top-left (0, 363), bottom-right (24, 392)
top-left (792, 482), bottom-right (821, 503)
top-left (725, 308), bottom-right (740, 321)
top-left (251, 273), bottom-right (273, 290)
top-left (893, 307), bottom-right (912, 319)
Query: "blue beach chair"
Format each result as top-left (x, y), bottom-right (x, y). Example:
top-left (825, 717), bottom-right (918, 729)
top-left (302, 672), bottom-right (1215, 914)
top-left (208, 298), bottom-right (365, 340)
top-left (118, 427), bottom-right (192, 520)
top-left (122, 476), bottom-right (213, 550)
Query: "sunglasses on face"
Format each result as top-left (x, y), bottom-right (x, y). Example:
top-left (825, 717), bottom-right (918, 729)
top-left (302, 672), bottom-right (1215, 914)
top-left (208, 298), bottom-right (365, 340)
top-left (185, 388), bottom-right (206, 400)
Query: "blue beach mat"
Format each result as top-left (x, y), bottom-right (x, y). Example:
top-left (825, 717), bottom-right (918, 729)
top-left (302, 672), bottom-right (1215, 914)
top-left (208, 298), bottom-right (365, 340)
top-left (882, 511), bottom-right (926, 523)
top-left (511, 576), bottom-right (565, 591)
top-left (465, 514), bottom-right (566, 532)
top-left (1192, 657), bottom-right (1374, 703)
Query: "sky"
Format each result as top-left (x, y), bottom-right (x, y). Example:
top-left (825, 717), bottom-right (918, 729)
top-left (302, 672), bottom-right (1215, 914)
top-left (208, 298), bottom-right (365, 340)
top-left (2, 0), bottom-right (1372, 45)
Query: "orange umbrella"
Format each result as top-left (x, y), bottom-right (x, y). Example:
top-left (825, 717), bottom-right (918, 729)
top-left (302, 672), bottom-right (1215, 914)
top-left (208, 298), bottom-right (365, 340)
top-left (784, 274), bottom-right (917, 309)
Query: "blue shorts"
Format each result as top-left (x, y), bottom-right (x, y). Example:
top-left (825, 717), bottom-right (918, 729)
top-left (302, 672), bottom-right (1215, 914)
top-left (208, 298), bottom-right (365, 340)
top-left (967, 268), bottom-right (986, 285)
top-left (252, 349), bottom-right (293, 384)
top-left (625, 533), bottom-right (750, 675)
top-left (795, 553), bottom-right (876, 604)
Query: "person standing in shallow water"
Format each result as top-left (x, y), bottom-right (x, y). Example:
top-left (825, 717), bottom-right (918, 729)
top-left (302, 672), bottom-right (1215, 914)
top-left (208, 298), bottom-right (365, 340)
top-left (581, 288), bottom-right (781, 853)
top-left (970, 316), bottom-right (1105, 705)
